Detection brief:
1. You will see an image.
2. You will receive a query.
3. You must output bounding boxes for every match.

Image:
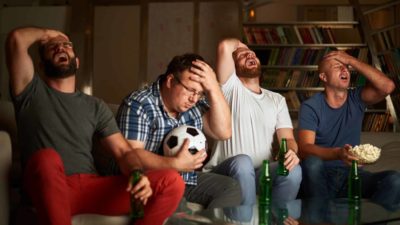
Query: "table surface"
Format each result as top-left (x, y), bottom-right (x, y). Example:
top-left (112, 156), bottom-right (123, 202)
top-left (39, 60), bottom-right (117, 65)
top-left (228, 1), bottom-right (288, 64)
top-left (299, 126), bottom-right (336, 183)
top-left (165, 198), bottom-right (400, 225)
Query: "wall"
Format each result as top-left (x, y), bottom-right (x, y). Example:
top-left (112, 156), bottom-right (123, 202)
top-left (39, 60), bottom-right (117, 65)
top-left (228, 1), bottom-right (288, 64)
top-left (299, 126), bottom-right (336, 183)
top-left (147, 2), bottom-right (194, 82)
top-left (93, 5), bottom-right (141, 104)
top-left (199, 1), bottom-right (241, 67)
top-left (146, 1), bottom-right (240, 81)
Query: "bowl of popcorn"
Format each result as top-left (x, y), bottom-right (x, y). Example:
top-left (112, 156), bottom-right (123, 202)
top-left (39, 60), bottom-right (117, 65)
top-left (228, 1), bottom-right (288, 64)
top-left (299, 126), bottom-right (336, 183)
top-left (349, 144), bottom-right (381, 164)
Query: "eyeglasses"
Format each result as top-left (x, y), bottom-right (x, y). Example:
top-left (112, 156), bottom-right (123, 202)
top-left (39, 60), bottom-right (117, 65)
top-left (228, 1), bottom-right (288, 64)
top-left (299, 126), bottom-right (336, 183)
top-left (45, 41), bottom-right (73, 50)
top-left (174, 76), bottom-right (205, 99)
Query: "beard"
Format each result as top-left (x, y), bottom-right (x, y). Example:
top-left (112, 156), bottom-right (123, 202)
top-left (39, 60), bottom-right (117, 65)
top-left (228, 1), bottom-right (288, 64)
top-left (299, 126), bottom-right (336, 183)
top-left (235, 63), bottom-right (261, 78)
top-left (42, 57), bottom-right (78, 79)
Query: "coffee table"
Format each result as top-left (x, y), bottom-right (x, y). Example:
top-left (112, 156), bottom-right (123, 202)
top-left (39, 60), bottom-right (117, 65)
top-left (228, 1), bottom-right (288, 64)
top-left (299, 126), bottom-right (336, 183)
top-left (165, 198), bottom-right (400, 224)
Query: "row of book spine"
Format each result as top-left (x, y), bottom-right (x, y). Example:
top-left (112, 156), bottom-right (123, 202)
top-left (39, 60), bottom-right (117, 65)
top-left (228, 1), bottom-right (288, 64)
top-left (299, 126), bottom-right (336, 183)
top-left (362, 112), bottom-right (391, 132)
top-left (255, 48), bottom-right (368, 66)
top-left (243, 26), bottom-right (356, 45)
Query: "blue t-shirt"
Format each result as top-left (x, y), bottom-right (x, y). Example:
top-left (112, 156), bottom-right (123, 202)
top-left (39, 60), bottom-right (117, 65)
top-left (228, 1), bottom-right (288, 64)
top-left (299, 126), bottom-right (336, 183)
top-left (298, 87), bottom-right (366, 166)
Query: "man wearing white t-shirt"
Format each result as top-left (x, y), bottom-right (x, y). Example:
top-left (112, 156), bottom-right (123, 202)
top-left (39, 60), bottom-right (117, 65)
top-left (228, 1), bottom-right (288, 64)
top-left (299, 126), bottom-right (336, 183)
top-left (204, 38), bottom-right (301, 209)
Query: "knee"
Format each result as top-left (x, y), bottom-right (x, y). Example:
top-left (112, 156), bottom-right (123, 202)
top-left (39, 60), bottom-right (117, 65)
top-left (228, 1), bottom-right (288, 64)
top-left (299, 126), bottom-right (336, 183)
top-left (157, 169), bottom-right (185, 196)
top-left (229, 154), bottom-right (254, 175)
top-left (385, 171), bottom-right (400, 190)
top-left (301, 156), bottom-right (323, 174)
top-left (223, 176), bottom-right (242, 196)
top-left (287, 165), bottom-right (302, 185)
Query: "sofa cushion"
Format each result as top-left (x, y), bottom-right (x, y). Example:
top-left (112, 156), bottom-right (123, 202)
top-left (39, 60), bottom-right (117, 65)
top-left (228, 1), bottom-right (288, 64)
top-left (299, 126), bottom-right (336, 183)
top-left (360, 132), bottom-right (400, 148)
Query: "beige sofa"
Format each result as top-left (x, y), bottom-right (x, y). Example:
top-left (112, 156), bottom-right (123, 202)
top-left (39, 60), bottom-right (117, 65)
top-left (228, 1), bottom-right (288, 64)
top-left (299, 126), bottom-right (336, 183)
top-left (1, 100), bottom-right (400, 225)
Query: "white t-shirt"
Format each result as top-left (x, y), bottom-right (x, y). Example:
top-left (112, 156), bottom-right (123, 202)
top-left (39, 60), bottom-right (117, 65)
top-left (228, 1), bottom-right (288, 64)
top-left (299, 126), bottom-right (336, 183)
top-left (204, 73), bottom-right (293, 170)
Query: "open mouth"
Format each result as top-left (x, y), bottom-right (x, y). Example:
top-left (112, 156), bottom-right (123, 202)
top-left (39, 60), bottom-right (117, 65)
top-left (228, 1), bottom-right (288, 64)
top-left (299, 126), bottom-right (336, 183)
top-left (339, 74), bottom-right (348, 80)
top-left (246, 59), bottom-right (257, 67)
top-left (54, 53), bottom-right (69, 63)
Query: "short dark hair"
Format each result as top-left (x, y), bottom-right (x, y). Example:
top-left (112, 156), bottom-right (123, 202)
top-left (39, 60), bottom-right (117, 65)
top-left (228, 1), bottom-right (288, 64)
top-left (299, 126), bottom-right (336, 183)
top-left (161, 53), bottom-right (204, 82)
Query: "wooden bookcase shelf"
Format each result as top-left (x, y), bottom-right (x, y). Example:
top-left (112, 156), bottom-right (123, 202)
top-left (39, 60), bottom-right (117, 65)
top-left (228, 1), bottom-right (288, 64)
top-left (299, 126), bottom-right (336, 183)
top-left (351, 0), bottom-right (400, 132)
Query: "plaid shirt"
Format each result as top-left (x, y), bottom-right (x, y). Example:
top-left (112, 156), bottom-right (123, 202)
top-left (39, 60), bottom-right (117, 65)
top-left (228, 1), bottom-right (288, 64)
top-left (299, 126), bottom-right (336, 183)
top-left (116, 77), bottom-right (209, 185)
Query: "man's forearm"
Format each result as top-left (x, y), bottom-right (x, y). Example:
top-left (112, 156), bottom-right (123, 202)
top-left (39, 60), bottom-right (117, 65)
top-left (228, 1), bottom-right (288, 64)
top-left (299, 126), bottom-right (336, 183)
top-left (204, 89), bottom-right (232, 140)
top-left (350, 57), bottom-right (394, 95)
top-left (287, 138), bottom-right (298, 154)
top-left (299, 143), bottom-right (340, 160)
top-left (7, 27), bottom-right (50, 51)
top-left (128, 147), bottom-right (177, 171)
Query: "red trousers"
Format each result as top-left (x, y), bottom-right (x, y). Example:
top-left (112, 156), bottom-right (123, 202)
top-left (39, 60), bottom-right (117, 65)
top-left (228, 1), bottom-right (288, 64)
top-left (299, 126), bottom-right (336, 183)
top-left (23, 148), bottom-right (185, 225)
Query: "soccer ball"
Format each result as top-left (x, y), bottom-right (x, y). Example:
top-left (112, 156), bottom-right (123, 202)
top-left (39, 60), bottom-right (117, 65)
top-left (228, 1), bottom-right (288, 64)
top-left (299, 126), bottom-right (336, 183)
top-left (163, 125), bottom-right (207, 156)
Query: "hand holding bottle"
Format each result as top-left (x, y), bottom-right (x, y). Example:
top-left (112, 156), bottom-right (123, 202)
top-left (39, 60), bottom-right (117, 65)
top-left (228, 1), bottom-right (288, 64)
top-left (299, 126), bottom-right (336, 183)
top-left (127, 170), bottom-right (151, 220)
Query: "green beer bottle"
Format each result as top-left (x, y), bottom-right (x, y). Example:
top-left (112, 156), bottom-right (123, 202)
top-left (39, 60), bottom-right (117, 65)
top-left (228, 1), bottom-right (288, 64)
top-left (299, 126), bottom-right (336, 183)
top-left (259, 160), bottom-right (272, 205)
top-left (277, 138), bottom-right (288, 176)
top-left (348, 160), bottom-right (361, 203)
top-left (277, 207), bottom-right (289, 225)
top-left (130, 170), bottom-right (145, 220)
top-left (348, 201), bottom-right (362, 225)
top-left (258, 202), bottom-right (272, 225)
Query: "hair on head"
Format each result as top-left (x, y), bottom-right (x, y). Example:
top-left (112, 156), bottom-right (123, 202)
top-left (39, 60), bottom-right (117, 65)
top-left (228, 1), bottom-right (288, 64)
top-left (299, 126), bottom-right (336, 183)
top-left (164, 53), bottom-right (204, 79)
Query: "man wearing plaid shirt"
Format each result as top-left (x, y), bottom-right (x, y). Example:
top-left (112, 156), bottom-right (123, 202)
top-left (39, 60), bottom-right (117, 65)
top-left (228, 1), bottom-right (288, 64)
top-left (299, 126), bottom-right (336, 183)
top-left (116, 53), bottom-right (241, 208)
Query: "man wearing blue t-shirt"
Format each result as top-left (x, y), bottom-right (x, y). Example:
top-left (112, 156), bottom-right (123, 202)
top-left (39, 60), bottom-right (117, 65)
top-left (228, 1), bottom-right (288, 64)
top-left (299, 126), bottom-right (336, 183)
top-left (298, 50), bottom-right (400, 210)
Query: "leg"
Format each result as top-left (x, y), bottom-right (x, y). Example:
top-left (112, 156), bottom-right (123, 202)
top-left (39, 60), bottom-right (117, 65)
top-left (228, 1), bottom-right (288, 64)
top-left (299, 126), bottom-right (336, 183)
top-left (269, 161), bottom-right (302, 201)
top-left (70, 169), bottom-right (184, 225)
top-left (23, 148), bottom-right (71, 225)
top-left (210, 154), bottom-right (256, 205)
top-left (299, 156), bottom-right (328, 198)
top-left (138, 169), bottom-right (185, 225)
top-left (360, 169), bottom-right (400, 210)
top-left (184, 172), bottom-right (241, 209)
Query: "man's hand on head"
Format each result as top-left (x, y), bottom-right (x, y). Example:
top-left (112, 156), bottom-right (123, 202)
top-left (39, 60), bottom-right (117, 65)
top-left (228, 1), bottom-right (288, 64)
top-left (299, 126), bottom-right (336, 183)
top-left (40, 29), bottom-right (69, 45)
top-left (323, 51), bottom-right (355, 67)
top-left (189, 59), bottom-right (219, 94)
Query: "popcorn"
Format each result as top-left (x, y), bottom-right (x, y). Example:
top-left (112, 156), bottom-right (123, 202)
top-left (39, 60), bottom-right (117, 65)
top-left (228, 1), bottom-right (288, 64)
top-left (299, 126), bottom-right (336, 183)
top-left (349, 144), bottom-right (381, 164)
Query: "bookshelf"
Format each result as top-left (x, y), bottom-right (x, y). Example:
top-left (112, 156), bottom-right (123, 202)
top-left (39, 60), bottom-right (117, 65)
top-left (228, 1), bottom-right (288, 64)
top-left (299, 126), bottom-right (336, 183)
top-left (243, 19), bottom-right (391, 131)
top-left (350, 0), bottom-right (400, 132)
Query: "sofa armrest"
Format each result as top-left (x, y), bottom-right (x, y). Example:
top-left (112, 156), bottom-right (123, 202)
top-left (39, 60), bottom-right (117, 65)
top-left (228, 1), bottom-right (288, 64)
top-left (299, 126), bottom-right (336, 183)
top-left (0, 131), bottom-right (12, 225)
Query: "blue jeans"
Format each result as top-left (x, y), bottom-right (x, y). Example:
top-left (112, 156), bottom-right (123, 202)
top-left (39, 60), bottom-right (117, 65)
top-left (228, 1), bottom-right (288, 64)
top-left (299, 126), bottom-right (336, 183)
top-left (301, 156), bottom-right (400, 210)
top-left (211, 154), bottom-right (302, 205)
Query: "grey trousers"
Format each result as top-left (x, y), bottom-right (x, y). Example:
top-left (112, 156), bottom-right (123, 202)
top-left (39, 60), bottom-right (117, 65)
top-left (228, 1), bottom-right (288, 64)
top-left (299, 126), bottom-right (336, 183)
top-left (184, 172), bottom-right (242, 209)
